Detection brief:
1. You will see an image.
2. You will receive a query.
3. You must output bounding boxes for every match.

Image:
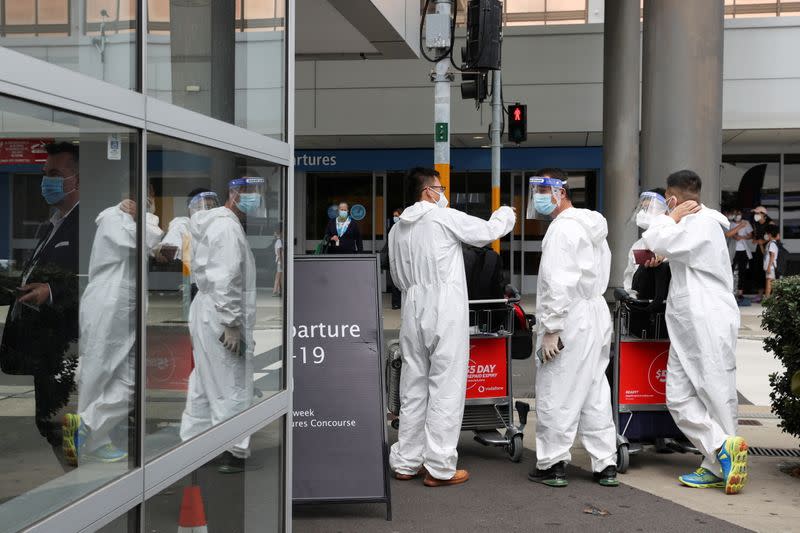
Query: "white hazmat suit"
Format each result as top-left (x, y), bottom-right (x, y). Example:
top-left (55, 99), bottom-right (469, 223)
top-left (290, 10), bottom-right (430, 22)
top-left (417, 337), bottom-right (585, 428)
top-left (160, 216), bottom-right (191, 261)
top-left (643, 207), bottom-right (739, 477)
top-left (535, 207), bottom-right (617, 472)
top-left (180, 206), bottom-right (256, 458)
top-left (388, 202), bottom-right (515, 480)
top-left (77, 205), bottom-right (163, 452)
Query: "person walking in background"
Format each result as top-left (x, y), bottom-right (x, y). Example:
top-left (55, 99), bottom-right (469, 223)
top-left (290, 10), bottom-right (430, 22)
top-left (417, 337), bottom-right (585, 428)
top-left (763, 225), bottom-right (780, 297)
top-left (325, 202), bottom-right (363, 254)
top-left (750, 206), bottom-right (772, 303)
top-left (724, 208), bottom-right (753, 305)
top-left (385, 208), bottom-right (403, 309)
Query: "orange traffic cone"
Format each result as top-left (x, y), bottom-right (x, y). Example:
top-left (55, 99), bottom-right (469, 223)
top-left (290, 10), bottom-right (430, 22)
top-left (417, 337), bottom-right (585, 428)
top-left (177, 485), bottom-right (208, 533)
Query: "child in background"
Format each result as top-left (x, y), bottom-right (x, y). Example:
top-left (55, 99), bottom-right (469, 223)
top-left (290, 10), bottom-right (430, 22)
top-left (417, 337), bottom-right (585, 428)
top-left (764, 225), bottom-right (780, 297)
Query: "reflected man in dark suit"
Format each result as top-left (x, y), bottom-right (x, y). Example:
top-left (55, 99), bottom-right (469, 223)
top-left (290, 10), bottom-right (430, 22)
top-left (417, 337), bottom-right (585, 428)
top-left (0, 142), bottom-right (80, 465)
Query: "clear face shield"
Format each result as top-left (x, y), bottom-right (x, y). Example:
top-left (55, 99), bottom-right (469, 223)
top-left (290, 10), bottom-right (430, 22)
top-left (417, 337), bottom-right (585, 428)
top-left (188, 191), bottom-right (221, 217)
top-left (229, 177), bottom-right (266, 216)
top-left (628, 191), bottom-right (668, 230)
top-left (526, 176), bottom-right (565, 220)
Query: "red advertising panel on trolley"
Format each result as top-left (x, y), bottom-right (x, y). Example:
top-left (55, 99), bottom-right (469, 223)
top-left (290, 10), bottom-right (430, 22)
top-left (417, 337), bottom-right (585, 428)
top-left (618, 341), bottom-right (670, 405)
top-left (466, 337), bottom-right (508, 399)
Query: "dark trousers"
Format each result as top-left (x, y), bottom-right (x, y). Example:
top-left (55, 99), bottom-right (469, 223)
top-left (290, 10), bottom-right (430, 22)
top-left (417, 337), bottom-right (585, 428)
top-left (750, 249), bottom-right (766, 293)
top-left (732, 250), bottom-right (750, 292)
top-left (391, 285), bottom-right (401, 309)
top-left (34, 373), bottom-right (74, 470)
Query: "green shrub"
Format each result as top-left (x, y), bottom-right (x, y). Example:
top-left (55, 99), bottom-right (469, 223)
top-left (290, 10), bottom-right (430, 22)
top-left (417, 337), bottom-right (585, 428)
top-left (762, 276), bottom-right (800, 441)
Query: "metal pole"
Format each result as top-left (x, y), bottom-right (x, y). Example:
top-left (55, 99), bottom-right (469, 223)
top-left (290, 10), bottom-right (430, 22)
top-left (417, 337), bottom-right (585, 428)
top-left (490, 69), bottom-right (502, 253)
top-left (602, 0), bottom-right (641, 290)
top-left (433, 0), bottom-right (453, 193)
top-left (641, 0), bottom-right (725, 207)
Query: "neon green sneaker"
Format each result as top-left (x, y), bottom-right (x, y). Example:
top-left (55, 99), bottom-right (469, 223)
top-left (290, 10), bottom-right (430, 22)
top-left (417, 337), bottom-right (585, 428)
top-left (718, 436), bottom-right (749, 495)
top-left (62, 413), bottom-right (86, 467)
top-left (678, 468), bottom-right (725, 488)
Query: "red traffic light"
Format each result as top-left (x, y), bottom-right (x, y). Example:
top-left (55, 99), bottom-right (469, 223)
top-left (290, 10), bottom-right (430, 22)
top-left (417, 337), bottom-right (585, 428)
top-left (507, 103), bottom-right (527, 144)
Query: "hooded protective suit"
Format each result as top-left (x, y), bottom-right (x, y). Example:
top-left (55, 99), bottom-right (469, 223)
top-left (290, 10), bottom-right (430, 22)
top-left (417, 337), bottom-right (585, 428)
top-left (160, 216), bottom-right (191, 261)
top-left (180, 206), bottom-right (256, 458)
top-left (535, 207), bottom-right (617, 472)
top-left (388, 202), bottom-right (516, 479)
top-left (643, 207), bottom-right (739, 477)
top-left (77, 205), bottom-right (163, 452)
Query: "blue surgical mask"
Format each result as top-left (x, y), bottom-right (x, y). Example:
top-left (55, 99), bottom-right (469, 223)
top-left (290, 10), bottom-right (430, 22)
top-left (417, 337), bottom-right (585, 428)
top-left (236, 192), bottom-right (261, 214)
top-left (41, 176), bottom-right (70, 205)
top-left (393, 216), bottom-right (400, 224)
top-left (534, 193), bottom-right (557, 216)
top-left (339, 210), bottom-right (348, 219)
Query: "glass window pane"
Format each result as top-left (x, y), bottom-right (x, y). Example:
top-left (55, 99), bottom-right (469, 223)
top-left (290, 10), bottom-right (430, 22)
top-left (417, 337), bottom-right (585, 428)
top-left (145, 417), bottom-right (284, 533)
top-left (148, 0), bottom-right (169, 22)
top-left (5, 2), bottom-right (36, 24)
top-left (147, 0), bottom-right (286, 140)
top-left (506, 0), bottom-right (545, 12)
top-left (0, 2), bottom-right (137, 90)
top-left (783, 156), bottom-right (800, 240)
top-left (547, 0), bottom-right (585, 11)
top-left (0, 95), bottom-right (138, 531)
top-left (38, 0), bottom-right (69, 25)
top-left (145, 134), bottom-right (286, 460)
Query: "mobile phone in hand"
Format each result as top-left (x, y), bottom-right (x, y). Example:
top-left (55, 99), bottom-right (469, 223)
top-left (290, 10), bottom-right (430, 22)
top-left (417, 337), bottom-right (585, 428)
top-left (536, 338), bottom-right (565, 363)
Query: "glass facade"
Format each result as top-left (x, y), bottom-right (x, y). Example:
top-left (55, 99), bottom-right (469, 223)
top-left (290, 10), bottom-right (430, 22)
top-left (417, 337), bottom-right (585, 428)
top-left (0, 95), bottom-right (139, 532)
top-left (146, 0), bottom-right (286, 139)
top-left (0, 0), bottom-right (290, 531)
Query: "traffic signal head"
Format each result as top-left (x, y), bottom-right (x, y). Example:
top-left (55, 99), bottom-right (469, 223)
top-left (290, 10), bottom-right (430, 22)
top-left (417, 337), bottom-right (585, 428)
top-left (464, 0), bottom-right (502, 71)
top-left (508, 103), bottom-right (527, 144)
top-left (460, 46), bottom-right (488, 103)
top-left (461, 71), bottom-right (488, 102)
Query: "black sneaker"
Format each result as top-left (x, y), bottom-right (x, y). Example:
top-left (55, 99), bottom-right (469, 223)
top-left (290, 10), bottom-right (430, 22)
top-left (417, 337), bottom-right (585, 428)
top-left (217, 451), bottom-right (245, 474)
top-left (593, 465), bottom-right (619, 487)
top-left (528, 461), bottom-right (568, 487)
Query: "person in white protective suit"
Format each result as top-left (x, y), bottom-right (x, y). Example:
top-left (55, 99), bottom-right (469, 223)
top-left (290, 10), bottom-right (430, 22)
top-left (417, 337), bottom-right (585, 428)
top-left (642, 169), bottom-right (748, 494)
top-left (180, 177), bottom-right (259, 474)
top-left (526, 168), bottom-right (619, 488)
top-left (63, 192), bottom-right (163, 466)
top-left (623, 189), bottom-right (668, 293)
top-left (159, 188), bottom-right (220, 264)
top-left (388, 167), bottom-right (516, 487)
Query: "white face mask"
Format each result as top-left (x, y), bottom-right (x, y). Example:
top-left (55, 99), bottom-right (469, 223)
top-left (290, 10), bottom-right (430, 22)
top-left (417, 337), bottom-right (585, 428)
top-left (393, 216), bottom-right (399, 224)
top-left (734, 214), bottom-right (742, 222)
top-left (431, 188), bottom-right (448, 209)
top-left (635, 211), bottom-right (653, 230)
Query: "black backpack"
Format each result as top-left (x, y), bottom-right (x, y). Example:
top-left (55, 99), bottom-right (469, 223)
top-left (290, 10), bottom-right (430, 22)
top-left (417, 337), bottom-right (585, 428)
top-left (775, 241), bottom-right (789, 279)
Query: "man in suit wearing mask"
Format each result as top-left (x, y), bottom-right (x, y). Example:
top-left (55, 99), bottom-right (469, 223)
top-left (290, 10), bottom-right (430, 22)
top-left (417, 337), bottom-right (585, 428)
top-left (0, 142), bottom-right (80, 467)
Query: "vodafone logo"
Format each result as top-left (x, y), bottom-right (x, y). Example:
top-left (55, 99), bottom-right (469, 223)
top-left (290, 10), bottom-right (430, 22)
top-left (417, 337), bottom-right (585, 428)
top-left (647, 350), bottom-right (669, 395)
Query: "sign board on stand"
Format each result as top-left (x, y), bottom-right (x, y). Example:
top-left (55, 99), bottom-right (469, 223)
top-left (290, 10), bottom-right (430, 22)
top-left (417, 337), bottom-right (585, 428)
top-left (292, 256), bottom-right (391, 519)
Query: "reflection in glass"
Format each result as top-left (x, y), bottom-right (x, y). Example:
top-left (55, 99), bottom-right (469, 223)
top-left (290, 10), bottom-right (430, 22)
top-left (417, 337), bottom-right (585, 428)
top-left (146, 0), bottom-right (286, 138)
top-left (0, 95), bottom-right (137, 531)
top-left (145, 418), bottom-right (284, 532)
top-left (145, 135), bottom-right (285, 460)
top-left (0, 1), bottom-right (137, 90)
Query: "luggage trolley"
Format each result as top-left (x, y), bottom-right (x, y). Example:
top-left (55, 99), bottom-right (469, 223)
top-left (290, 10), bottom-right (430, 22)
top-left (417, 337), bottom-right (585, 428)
top-left (387, 297), bottom-right (531, 462)
top-left (611, 288), bottom-right (691, 473)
